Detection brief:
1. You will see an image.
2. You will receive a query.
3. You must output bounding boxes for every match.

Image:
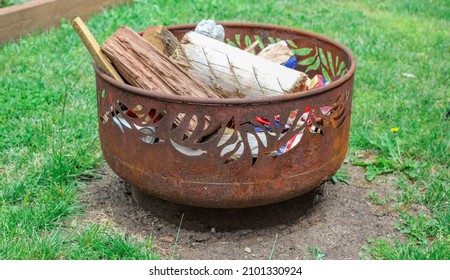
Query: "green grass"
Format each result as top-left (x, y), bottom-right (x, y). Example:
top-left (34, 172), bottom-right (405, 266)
top-left (306, 246), bottom-right (326, 260)
top-left (331, 167), bottom-right (350, 185)
top-left (0, 0), bottom-right (29, 8)
top-left (367, 191), bottom-right (386, 206)
top-left (1, 0), bottom-right (449, 259)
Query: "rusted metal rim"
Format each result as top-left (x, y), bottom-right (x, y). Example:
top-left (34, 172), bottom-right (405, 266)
top-left (95, 22), bottom-right (356, 105)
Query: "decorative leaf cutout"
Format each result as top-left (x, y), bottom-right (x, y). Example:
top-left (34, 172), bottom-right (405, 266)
top-left (235, 34), bottom-right (241, 46)
top-left (305, 56), bottom-right (320, 72)
top-left (286, 39), bottom-right (298, 48)
top-left (253, 35), bottom-right (265, 49)
top-left (318, 48), bottom-right (328, 68)
top-left (327, 51), bottom-right (335, 77)
top-left (336, 61), bottom-right (347, 77)
top-left (335, 55), bottom-right (340, 69)
top-left (244, 35), bottom-right (252, 47)
top-left (297, 56), bottom-right (316, 66)
top-left (226, 39), bottom-right (237, 47)
top-left (321, 67), bottom-right (332, 83)
top-left (292, 48), bottom-right (313, 56)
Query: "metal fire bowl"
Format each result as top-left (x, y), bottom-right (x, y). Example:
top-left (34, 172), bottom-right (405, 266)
top-left (95, 23), bottom-right (356, 209)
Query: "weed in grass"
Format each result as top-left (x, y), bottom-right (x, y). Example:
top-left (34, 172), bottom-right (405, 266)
top-left (352, 131), bottom-right (428, 181)
top-left (365, 235), bottom-right (450, 260)
top-left (396, 176), bottom-right (425, 205)
top-left (67, 225), bottom-right (160, 260)
top-left (395, 213), bottom-right (437, 246)
top-left (331, 168), bottom-right (350, 185)
top-left (170, 213), bottom-right (184, 260)
top-left (268, 234), bottom-right (279, 260)
top-left (366, 168), bottom-right (450, 259)
top-left (367, 191), bottom-right (385, 206)
top-left (306, 246), bottom-right (326, 260)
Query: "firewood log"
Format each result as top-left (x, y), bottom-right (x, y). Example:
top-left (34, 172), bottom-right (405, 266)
top-left (142, 25), bottom-right (179, 56)
top-left (101, 26), bottom-right (222, 137)
top-left (257, 41), bottom-right (294, 65)
top-left (171, 31), bottom-right (307, 98)
top-left (101, 26), bottom-right (221, 99)
top-left (72, 17), bottom-right (123, 82)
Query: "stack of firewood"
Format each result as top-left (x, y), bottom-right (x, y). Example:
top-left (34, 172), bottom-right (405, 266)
top-left (73, 18), bottom-right (310, 101)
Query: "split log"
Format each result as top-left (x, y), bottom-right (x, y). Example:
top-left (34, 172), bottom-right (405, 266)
top-left (101, 26), bottom-right (222, 137)
top-left (101, 26), bottom-right (221, 99)
top-left (142, 25), bottom-right (179, 56)
top-left (257, 41), bottom-right (294, 65)
top-left (171, 31), bottom-right (307, 98)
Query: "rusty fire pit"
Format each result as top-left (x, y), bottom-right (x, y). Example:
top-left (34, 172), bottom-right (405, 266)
top-left (95, 23), bottom-right (356, 209)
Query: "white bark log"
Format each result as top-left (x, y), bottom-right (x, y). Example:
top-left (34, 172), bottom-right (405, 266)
top-left (172, 31), bottom-right (307, 98)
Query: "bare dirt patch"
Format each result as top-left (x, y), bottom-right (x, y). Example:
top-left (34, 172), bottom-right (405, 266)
top-left (80, 162), bottom-right (401, 259)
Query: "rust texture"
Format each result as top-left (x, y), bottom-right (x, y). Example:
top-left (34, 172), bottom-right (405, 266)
top-left (95, 23), bottom-right (356, 208)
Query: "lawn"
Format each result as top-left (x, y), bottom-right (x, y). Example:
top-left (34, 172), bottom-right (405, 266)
top-left (0, 0), bottom-right (30, 8)
top-left (0, 0), bottom-right (448, 259)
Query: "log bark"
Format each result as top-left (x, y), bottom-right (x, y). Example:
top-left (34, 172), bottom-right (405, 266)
top-left (101, 26), bottom-right (221, 99)
top-left (72, 17), bottom-right (123, 82)
top-left (171, 31), bottom-right (307, 98)
top-left (101, 26), bottom-right (222, 137)
top-left (142, 25), bottom-right (179, 56)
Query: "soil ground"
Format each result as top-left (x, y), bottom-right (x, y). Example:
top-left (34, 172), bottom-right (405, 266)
top-left (80, 162), bottom-right (400, 260)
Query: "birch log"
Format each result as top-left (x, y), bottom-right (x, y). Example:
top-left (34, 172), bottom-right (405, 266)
top-left (171, 31), bottom-right (308, 98)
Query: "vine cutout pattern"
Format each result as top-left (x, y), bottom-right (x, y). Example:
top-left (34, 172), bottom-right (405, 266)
top-left (100, 90), bottom-right (350, 166)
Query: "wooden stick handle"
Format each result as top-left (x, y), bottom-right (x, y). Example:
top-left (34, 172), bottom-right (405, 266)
top-left (72, 16), bottom-right (123, 82)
